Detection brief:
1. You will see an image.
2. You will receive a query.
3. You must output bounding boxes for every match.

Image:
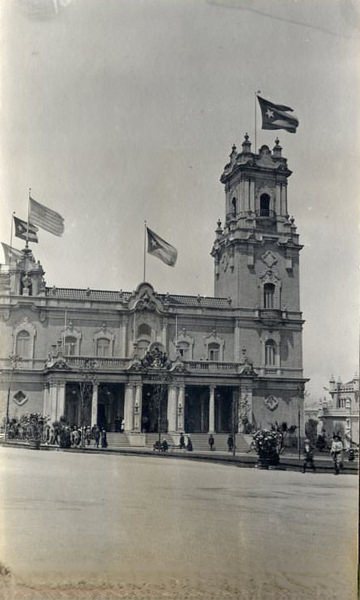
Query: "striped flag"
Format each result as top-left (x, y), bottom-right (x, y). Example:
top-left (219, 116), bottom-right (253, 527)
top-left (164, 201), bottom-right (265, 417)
top-left (13, 216), bottom-right (39, 243)
top-left (1, 243), bottom-right (23, 264)
top-left (29, 197), bottom-right (64, 237)
top-left (147, 227), bottom-right (177, 267)
top-left (257, 95), bottom-right (299, 133)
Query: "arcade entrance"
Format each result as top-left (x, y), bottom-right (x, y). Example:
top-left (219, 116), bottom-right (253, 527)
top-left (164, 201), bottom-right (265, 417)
top-left (141, 384), bottom-right (168, 433)
top-left (184, 386), bottom-right (209, 433)
top-left (97, 383), bottom-right (125, 432)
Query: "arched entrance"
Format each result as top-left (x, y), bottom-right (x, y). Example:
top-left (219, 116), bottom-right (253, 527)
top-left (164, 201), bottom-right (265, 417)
top-left (141, 384), bottom-right (168, 433)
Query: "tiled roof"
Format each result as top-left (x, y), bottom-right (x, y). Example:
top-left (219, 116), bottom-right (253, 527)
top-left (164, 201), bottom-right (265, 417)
top-left (45, 287), bottom-right (231, 308)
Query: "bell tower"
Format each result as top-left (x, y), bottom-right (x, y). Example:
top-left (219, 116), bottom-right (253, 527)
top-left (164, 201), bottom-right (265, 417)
top-left (211, 134), bottom-right (302, 313)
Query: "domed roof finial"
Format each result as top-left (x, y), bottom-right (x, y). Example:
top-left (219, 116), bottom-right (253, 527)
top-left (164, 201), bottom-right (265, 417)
top-left (272, 137), bottom-right (282, 158)
top-left (242, 133), bottom-right (251, 153)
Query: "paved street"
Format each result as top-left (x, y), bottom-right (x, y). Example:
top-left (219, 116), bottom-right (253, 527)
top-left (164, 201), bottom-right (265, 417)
top-left (0, 447), bottom-right (357, 600)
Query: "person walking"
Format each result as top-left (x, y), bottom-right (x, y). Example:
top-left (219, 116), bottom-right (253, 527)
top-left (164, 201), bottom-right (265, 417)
top-left (94, 426), bottom-right (100, 448)
top-left (227, 434), bottom-right (234, 453)
top-left (187, 436), bottom-right (193, 451)
top-left (101, 429), bottom-right (108, 449)
top-left (330, 434), bottom-right (343, 475)
top-left (302, 438), bottom-right (316, 473)
top-left (179, 433), bottom-right (185, 450)
top-left (208, 434), bottom-right (215, 451)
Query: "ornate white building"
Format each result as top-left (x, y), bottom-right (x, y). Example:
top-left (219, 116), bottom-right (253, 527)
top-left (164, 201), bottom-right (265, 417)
top-left (0, 135), bottom-right (307, 445)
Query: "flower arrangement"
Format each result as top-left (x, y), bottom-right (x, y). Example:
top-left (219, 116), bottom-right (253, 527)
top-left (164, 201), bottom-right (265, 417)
top-left (253, 429), bottom-right (281, 466)
top-left (19, 413), bottom-right (49, 445)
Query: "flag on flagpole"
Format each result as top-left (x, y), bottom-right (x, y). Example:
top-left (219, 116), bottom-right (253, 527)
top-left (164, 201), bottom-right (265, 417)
top-left (29, 197), bottom-right (64, 236)
top-left (146, 227), bottom-right (177, 267)
top-left (1, 242), bottom-right (23, 264)
top-left (257, 95), bottom-right (299, 133)
top-left (13, 216), bottom-right (39, 243)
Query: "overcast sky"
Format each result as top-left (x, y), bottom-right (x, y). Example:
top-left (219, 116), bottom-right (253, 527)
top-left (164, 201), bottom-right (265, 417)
top-left (0, 0), bottom-right (359, 401)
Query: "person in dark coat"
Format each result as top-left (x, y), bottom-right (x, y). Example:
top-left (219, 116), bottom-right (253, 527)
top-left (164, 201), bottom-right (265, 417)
top-left (187, 436), bottom-right (193, 451)
top-left (227, 434), bottom-right (234, 452)
top-left (208, 434), bottom-right (215, 451)
top-left (101, 429), bottom-right (108, 448)
top-left (302, 438), bottom-right (316, 473)
top-left (94, 426), bottom-right (100, 448)
top-left (179, 433), bottom-right (185, 449)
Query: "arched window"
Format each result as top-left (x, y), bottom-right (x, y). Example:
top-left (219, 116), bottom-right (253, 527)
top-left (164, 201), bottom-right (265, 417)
top-left (138, 323), bottom-right (151, 338)
top-left (265, 340), bottom-right (276, 366)
top-left (16, 330), bottom-right (30, 358)
top-left (260, 193), bottom-right (270, 217)
top-left (137, 339), bottom-right (150, 357)
top-left (231, 197), bottom-right (237, 215)
top-left (264, 283), bottom-right (275, 309)
top-left (64, 336), bottom-right (77, 356)
top-left (208, 342), bottom-right (220, 361)
top-left (96, 337), bottom-right (110, 357)
top-left (178, 342), bottom-right (190, 359)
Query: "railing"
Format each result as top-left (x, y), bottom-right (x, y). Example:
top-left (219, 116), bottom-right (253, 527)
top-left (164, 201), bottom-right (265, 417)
top-left (185, 361), bottom-right (238, 373)
top-left (255, 209), bottom-right (276, 219)
top-left (65, 356), bottom-right (131, 370)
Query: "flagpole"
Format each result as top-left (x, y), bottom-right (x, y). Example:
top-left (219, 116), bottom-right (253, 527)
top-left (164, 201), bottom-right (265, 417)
top-left (26, 188), bottom-right (31, 249)
top-left (9, 211), bottom-right (15, 250)
top-left (255, 91), bottom-right (261, 154)
top-left (143, 220), bottom-right (147, 282)
top-left (63, 310), bottom-right (67, 353)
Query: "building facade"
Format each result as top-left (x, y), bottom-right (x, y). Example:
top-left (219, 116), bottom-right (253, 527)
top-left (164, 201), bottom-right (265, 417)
top-left (317, 375), bottom-right (359, 445)
top-left (0, 135), bottom-right (307, 444)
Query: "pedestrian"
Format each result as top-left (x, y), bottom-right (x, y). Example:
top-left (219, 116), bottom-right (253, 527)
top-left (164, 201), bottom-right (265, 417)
top-left (101, 429), bottom-right (108, 448)
top-left (179, 433), bottom-right (185, 449)
top-left (208, 434), bottom-right (215, 451)
top-left (227, 434), bottom-right (234, 452)
top-left (94, 426), bottom-right (100, 448)
top-left (121, 418), bottom-right (125, 432)
top-left (330, 434), bottom-right (343, 475)
top-left (302, 438), bottom-right (316, 473)
top-left (187, 436), bottom-right (193, 451)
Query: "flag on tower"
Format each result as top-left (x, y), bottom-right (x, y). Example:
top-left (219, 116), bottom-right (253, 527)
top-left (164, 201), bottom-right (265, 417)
top-left (257, 95), bottom-right (299, 133)
top-left (13, 216), bottom-right (39, 243)
top-left (1, 242), bottom-right (23, 264)
top-left (29, 197), bottom-right (64, 237)
top-left (146, 227), bottom-right (177, 267)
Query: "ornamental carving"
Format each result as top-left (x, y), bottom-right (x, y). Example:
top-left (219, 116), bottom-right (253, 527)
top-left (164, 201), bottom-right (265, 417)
top-left (264, 395), bottom-right (279, 411)
top-left (13, 390), bottom-right (28, 407)
top-left (261, 250), bottom-right (277, 268)
top-left (141, 346), bottom-right (171, 370)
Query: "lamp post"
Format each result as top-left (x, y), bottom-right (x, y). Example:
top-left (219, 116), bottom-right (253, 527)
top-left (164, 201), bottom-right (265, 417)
top-left (78, 359), bottom-right (98, 449)
top-left (5, 353), bottom-right (22, 442)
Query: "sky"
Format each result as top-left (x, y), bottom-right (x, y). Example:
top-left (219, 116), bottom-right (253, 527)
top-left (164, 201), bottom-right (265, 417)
top-left (0, 0), bottom-right (359, 402)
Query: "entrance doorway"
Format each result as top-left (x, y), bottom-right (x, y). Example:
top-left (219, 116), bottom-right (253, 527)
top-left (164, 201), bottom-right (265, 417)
top-left (64, 382), bottom-right (92, 427)
top-left (97, 383), bottom-right (125, 432)
top-left (184, 386), bottom-right (209, 433)
top-left (141, 384), bottom-right (168, 433)
top-left (215, 387), bottom-right (233, 432)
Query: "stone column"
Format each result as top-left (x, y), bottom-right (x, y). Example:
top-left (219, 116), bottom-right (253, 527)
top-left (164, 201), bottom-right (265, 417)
top-left (249, 180), bottom-right (255, 213)
top-left (276, 184), bottom-right (281, 215)
top-left (43, 384), bottom-right (50, 418)
top-left (57, 382), bottom-right (66, 421)
top-left (124, 383), bottom-right (134, 432)
top-left (119, 315), bottom-right (127, 357)
top-left (208, 385), bottom-right (215, 433)
top-left (134, 382), bottom-right (142, 432)
top-left (281, 184), bottom-right (288, 216)
top-left (177, 385), bottom-right (185, 432)
top-left (49, 382), bottom-right (58, 423)
top-left (167, 385), bottom-right (178, 432)
top-left (91, 382), bottom-right (98, 427)
top-left (234, 318), bottom-right (241, 362)
top-left (246, 179), bottom-right (251, 211)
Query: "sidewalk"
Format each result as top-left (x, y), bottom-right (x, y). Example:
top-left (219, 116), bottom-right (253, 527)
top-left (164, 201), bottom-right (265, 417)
top-left (1, 440), bottom-right (358, 474)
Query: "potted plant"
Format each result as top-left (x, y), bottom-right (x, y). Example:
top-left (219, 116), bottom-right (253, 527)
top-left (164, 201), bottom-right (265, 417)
top-left (252, 429), bottom-right (281, 469)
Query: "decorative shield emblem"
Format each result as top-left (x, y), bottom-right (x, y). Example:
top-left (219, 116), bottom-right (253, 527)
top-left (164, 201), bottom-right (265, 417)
top-left (13, 390), bottom-right (28, 407)
top-left (264, 395), bottom-right (279, 411)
